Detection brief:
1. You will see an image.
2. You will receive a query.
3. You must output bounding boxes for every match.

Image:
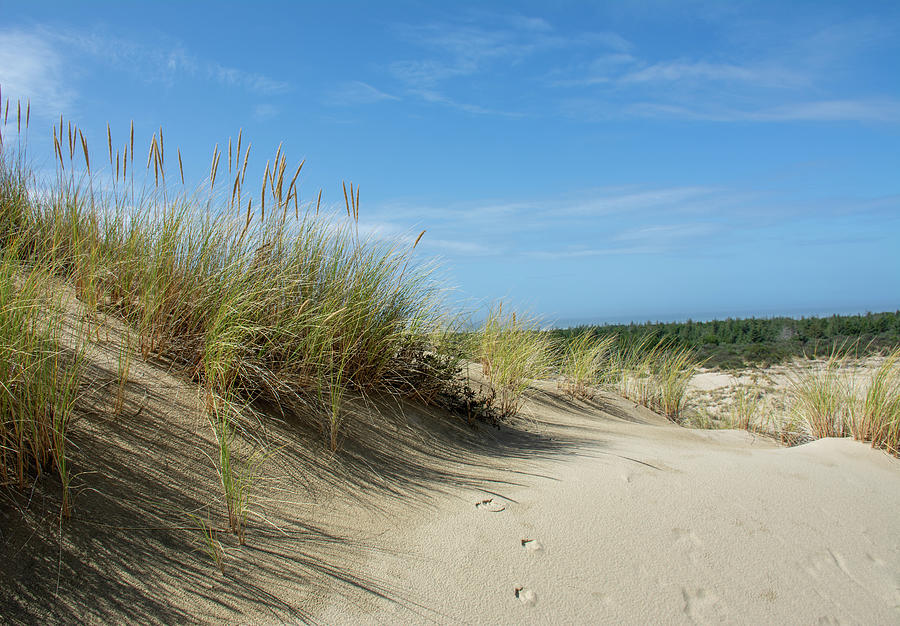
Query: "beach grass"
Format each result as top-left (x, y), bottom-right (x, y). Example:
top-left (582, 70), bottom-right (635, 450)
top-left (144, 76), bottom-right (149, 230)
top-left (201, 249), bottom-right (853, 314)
top-left (786, 346), bottom-right (900, 451)
top-left (474, 303), bottom-right (554, 417)
top-left (0, 99), bottom-right (453, 530)
top-left (559, 331), bottom-right (615, 400)
top-left (607, 335), bottom-right (698, 422)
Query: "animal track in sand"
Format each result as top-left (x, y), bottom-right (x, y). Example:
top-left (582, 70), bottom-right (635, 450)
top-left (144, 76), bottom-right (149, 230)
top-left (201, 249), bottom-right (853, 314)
top-left (673, 528), bottom-right (703, 565)
top-left (681, 587), bottom-right (726, 623)
top-left (475, 498), bottom-right (506, 512)
top-left (802, 548), bottom-right (865, 591)
top-left (515, 586), bottom-right (537, 606)
top-left (521, 538), bottom-right (543, 552)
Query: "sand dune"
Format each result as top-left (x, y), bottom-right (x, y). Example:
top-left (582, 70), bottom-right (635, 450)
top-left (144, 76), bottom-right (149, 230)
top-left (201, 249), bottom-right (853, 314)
top-left (3, 376), bottom-right (898, 624)
top-left (316, 388), bottom-right (900, 624)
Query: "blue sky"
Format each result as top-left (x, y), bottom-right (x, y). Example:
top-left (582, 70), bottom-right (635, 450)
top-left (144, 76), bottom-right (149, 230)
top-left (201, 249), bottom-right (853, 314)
top-left (2, 1), bottom-right (898, 324)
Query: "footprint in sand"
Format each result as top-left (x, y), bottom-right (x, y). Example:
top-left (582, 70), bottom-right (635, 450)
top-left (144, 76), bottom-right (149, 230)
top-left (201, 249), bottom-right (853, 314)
top-left (515, 586), bottom-right (537, 606)
top-left (475, 498), bottom-right (506, 512)
top-left (673, 528), bottom-right (703, 565)
top-left (521, 538), bottom-right (544, 552)
top-left (681, 587), bottom-right (726, 623)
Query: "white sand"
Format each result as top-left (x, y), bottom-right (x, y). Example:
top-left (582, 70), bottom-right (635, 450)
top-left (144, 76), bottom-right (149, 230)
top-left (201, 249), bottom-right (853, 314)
top-left (316, 390), bottom-right (900, 624)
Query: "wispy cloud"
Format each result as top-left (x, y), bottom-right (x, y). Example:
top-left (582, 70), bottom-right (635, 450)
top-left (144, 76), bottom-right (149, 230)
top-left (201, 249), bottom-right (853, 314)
top-left (529, 245), bottom-right (659, 259)
top-left (0, 29), bottom-right (75, 114)
top-left (426, 238), bottom-right (500, 256)
top-left (386, 14), bottom-right (629, 116)
top-left (253, 103), bottom-right (279, 120)
top-left (65, 31), bottom-right (291, 94)
top-left (620, 60), bottom-right (806, 89)
top-left (326, 81), bottom-right (399, 106)
top-left (752, 99), bottom-right (900, 123)
top-left (0, 25), bottom-right (291, 117)
top-left (614, 223), bottom-right (720, 242)
top-left (408, 88), bottom-right (523, 117)
top-left (553, 16), bottom-right (899, 124)
top-left (623, 99), bottom-right (900, 123)
top-left (369, 180), bottom-right (896, 270)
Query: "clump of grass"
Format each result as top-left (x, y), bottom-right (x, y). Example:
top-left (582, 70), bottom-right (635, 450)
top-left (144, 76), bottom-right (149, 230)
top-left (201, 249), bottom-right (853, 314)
top-left (559, 331), bottom-right (615, 400)
top-left (0, 104), bottom-right (87, 519)
top-left (4, 110), bottom-right (447, 454)
top-left (112, 327), bottom-right (132, 415)
top-left (854, 348), bottom-right (900, 453)
top-left (652, 345), bottom-right (698, 420)
top-left (188, 510), bottom-right (225, 575)
top-left (475, 303), bottom-right (553, 417)
top-left (204, 388), bottom-right (270, 544)
top-left (729, 384), bottom-right (763, 430)
top-left (788, 351), bottom-right (853, 439)
top-left (0, 241), bottom-right (83, 515)
top-left (608, 336), bottom-right (698, 422)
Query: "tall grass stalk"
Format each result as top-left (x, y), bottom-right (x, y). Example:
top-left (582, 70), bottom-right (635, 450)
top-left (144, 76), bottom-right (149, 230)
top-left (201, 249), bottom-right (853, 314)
top-left (204, 388), bottom-right (268, 545)
top-left (188, 511), bottom-right (226, 574)
top-left (113, 328), bottom-right (132, 415)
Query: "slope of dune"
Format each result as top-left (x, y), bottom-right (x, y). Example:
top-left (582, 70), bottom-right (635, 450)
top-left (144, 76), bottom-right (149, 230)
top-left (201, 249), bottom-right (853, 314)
top-left (315, 386), bottom-right (900, 624)
top-left (2, 351), bottom-right (898, 624)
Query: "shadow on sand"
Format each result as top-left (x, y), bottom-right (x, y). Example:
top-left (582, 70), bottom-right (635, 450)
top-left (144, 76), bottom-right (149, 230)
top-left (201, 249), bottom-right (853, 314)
top-left (1, 350), bottom-right (599, 623)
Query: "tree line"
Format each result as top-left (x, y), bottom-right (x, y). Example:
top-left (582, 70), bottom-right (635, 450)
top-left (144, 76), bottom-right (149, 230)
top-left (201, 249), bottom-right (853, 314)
top-left (551, 311), bottom-right (900, 369)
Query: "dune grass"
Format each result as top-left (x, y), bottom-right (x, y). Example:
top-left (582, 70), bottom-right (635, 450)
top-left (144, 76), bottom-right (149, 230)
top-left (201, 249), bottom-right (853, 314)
top-left (728, 384), bottom-right (764, 431)
top-left (786, 346), bottom-right (900, 452)
top-left (474, 303), bottom-right (554, 417)
top-left (859, 348), bottom-right (900, 453)
top-left (607, 335), bottom-right (698, 422)
top-left (559, 331), bottom-right (615, 400)
top-left (0, 229), bottom-right (83, 516)
top-left (0, 99), bottom-right (456, 534)
top-left (788, 350), bottom-right (853, 439)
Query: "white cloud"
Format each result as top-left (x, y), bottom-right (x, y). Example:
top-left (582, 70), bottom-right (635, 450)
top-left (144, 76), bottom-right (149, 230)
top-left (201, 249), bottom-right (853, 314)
top-left (207, 62), bottom-right (289, 94)
top-left (551, 13), bottom-right (899, 125)
top-left (620, 60), bottom-right (805, 88)
top-left (624, 99), bottom-right (900, 123)
top-left (407, 88), bottom-right (522, 117)
top-left (425, 238), bottom-right (499, 256)
top-left (0, 29), bottom-right (75, 115)
top-left (529, 245), bottom-right (659, 259)
top-left (753, 100), bottom-right (900, 123)
top-left (253, 103), bottom-right (279, 120)
top-left (561, 186), bottom-right (719, 216)
top-left (327, 81), bottom-right (400, 106)
top-left (388, 16), bottom-right (628, 114)
top-left (3, 25), bottom-right (291, 112)
top-left (614, 223), bottom-right (719, 242)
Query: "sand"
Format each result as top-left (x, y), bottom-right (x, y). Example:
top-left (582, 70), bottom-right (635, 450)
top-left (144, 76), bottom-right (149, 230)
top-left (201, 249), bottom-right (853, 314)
top-left (316, 386), bottom-right (900, 624)
top-left (3, 368), bottom-right (899, 624)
